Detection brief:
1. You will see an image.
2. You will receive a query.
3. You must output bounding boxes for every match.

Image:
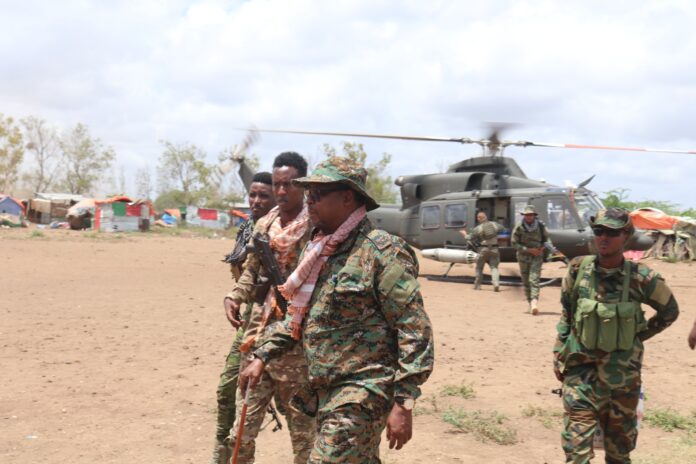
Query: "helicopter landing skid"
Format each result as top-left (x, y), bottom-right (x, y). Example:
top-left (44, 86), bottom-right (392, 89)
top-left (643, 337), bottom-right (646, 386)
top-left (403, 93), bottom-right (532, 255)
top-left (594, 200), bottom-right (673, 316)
top-left (424, 274), bottom-right (561, 287)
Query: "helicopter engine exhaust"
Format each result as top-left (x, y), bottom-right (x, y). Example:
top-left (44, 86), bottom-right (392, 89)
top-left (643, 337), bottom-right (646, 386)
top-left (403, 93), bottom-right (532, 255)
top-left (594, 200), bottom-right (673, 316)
top-left (421, 248), bottom-right (478, 264)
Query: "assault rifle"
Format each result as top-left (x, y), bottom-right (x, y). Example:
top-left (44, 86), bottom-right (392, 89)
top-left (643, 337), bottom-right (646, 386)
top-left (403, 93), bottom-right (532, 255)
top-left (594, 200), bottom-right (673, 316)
top-left (248, 232), bottom-right (288, 312)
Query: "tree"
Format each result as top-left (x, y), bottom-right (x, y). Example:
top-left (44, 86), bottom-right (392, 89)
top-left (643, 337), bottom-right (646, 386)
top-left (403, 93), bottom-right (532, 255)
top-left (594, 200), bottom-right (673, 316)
top-left (134, 165), bottom-right (153, 200)
top-left (0, 113), bottom-right (24, 193)
top-left (156, 140), bottom-right (213, 206)
top-left (21, 116), bottom-right (60, 193)
top-left (321, 141), bottom-right (397, 203)
top-left (59, 123), bottom-right (115, 195)
top-left (601, 188), bottom-right (693, 217)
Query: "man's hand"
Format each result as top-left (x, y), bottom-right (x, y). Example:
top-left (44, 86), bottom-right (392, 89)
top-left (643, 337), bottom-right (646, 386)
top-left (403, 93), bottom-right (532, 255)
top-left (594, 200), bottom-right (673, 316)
top-left (528, 247), bottom-right (544, 257)
top-left (386, 403), bottom-right (413, 450)
top-left (224, 297), bottom-right (242, 328)
top-left (688, 322), bottom-right (696, 350)
top-left (239, 358), bottom-right (265, 392)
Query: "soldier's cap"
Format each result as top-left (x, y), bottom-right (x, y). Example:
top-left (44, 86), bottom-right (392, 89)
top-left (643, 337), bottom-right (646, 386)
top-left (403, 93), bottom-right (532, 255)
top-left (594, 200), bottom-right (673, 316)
top-left (292, 156), bottom-right (380, 211)
top-left (589, 207), bottom-right (633, 231)
top-left (520, 205), bottom-right (537, 215)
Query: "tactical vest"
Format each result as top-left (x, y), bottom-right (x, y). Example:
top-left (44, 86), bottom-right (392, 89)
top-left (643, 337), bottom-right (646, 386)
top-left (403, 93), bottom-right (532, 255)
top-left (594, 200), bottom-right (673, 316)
top-left (572, 256), bottom-right (648, 352)
top-left (478, 221), bottom-right (500, 246)
top-left (517, 221), bottom-right (547, 249)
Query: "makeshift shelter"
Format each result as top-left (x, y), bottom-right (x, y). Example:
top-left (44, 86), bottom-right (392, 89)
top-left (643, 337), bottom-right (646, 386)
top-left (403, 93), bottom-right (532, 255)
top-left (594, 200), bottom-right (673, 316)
top-left (185, 206), bottom-right (231, 230)
top-left (0, 195), bottom-right (26, 227)
top-left (94, 196), bottom-right (155, 232)
top-left (630, 208), bottom-right (696, 261)
top-left (66, 199), bottom-right (97, 230)
top-left (27, 193), bottom-right (84, 224)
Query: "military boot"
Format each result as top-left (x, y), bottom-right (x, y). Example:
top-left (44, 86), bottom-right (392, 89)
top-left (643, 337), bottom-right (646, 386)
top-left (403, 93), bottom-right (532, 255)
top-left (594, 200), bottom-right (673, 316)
top-left (210, 441), bottom-right (230, 464)
top-left (530, 298), bottom-right (539, 315)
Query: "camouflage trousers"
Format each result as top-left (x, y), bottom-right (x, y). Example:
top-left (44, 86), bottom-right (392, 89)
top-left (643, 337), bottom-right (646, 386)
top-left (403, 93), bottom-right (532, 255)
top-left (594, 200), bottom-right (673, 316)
top-left (214, 328), bottom-right (245, 446)
top-left (309, 392), bottom-right (391, 463)
top-left (227, 345), bottom-right (315, 464)
top-left (517, 254), bottom-right (543, 301)
top-left (475, 247), bottom-right (500, 288)
top-left (561, 364), bottom-right (641, 464)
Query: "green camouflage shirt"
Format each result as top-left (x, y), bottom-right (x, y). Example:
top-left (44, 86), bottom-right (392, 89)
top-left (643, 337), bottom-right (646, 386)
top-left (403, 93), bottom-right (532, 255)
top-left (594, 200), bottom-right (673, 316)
top-left (254, 217), bottom-right (434, 409)
top-left (553, 256), bottom-right (679, 386)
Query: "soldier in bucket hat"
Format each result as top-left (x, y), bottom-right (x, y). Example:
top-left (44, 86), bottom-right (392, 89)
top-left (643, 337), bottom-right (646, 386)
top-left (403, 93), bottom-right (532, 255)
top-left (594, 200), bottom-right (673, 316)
top-left (240, 156), bottom-right (434, 463)
top-left (511, 204), bottom-right (555, 314)
top-left (553, 207), bottom-right (679, 463)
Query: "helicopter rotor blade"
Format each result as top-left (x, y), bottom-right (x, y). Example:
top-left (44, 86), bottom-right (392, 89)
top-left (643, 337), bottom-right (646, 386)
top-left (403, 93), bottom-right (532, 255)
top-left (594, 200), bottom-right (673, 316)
top-left (522, 141), bottom-right (696, 155)
top-left (247, 128), bottom-right (480, 145)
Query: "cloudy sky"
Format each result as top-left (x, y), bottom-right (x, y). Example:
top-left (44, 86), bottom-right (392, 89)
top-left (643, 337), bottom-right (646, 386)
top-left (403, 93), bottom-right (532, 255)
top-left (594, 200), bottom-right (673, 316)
top-left (2, 0), bottom-right (695, 207)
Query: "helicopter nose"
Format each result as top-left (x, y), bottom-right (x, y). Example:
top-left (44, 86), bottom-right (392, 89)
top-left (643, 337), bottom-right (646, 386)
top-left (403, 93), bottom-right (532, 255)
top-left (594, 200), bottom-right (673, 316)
top-left (629, 231), bottom-right (655, 251)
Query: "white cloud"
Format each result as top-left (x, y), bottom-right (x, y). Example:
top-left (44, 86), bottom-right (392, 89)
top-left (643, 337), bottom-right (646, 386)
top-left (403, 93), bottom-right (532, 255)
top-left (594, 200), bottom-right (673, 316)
top-left (1, 0), bottom-right (695, 206)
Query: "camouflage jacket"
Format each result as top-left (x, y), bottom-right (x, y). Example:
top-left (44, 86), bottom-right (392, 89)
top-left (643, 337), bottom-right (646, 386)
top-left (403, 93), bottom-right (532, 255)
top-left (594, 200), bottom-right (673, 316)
top-left (511, 220), bottom-right (551, 260)
top-left (228, 209), bottom-right (311, 340)
top-left (469, 220), bottom-right (503, 247)
top-left (254, 217), bottom-right (434, 409)
top-left (553, 256), bottom-right (679, 384)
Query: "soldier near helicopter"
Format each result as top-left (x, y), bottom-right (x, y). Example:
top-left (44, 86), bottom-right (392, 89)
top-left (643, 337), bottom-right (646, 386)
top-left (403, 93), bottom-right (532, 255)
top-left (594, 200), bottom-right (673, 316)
top-left (511, 205), bottom-right (554, 314)
top-left (240, 156), bottom-right (434, 463)
top-left (213, 171), bottom-right (276, 463)
top-left (461, 211), bottom-right (504, 291)
top-left (553, 207), bottom-right (679, 463)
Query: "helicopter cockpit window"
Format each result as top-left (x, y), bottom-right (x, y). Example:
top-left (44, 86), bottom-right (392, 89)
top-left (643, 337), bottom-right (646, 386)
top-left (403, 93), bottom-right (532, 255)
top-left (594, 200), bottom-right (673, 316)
top-left (445, 204), bottom-right (468, 228)
top-left (421, 205), bottom-right (441, 229)
top-left (574, 194), bottom-right (602, 226)
top-left (546, 198), bottom-right (578, 230)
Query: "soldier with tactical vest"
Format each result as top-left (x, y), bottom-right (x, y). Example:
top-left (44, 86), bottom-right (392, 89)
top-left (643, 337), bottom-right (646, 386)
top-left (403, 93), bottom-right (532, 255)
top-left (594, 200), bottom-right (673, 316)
top-left (512, 205), bottom-right (554, 314)
top-left (463, 211), bottom-right (504, 291)
top-left (553, 208), bottom-right (679, 464)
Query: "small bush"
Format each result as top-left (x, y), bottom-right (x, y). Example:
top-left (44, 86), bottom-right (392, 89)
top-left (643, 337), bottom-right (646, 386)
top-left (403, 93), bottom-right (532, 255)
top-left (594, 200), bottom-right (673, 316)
top-left (441, 383), bottom-right (475, 399)
top-left (521, 404), bottom-right (562, 429)
top-left (442, 408), bottom-right (518, 445)
top-left (644, 408), bottom-right (696, 433)
top-left (30, 230), bottom-right (45, 238)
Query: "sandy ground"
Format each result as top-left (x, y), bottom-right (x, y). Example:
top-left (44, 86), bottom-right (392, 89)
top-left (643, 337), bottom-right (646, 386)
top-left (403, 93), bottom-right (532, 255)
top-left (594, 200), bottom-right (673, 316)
top-left (2, 227), bottom-right (696, 464)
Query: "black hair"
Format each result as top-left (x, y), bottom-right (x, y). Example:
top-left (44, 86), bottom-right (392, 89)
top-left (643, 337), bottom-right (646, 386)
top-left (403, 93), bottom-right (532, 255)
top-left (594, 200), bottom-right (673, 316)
top-left (251, 171), bottom-right (272, 186)
top-left (273, 151), bottom-right (308, 177)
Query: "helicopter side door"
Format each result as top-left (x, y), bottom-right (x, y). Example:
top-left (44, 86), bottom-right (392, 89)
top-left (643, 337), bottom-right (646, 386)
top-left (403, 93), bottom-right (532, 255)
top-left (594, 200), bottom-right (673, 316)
top-left (416, 200), bottom-right (474, 249)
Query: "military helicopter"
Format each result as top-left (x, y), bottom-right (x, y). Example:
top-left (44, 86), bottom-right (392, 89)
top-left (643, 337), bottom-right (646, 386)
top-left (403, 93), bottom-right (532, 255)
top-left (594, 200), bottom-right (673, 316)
top-left (235, 126), bottom-right (692, 273)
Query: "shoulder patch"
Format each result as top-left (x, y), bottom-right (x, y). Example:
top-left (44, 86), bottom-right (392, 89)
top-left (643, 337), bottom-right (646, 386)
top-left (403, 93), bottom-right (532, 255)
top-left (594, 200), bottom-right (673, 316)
top-left (367, 229), bottom-right (394, 251)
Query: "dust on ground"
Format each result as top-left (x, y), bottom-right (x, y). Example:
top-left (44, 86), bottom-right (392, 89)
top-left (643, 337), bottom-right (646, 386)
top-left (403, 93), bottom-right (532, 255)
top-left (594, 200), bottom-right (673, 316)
top-left (2, 228), bottom-right (695, 463)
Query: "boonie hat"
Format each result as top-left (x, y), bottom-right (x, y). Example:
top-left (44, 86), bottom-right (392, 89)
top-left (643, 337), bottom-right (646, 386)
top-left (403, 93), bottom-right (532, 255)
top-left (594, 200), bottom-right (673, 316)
top-left (292, 156), bottom-right (380, 211)
top-left (589, 207), bottom-right (633, 231)
top-left (521, 205), bottom-right (537, 215)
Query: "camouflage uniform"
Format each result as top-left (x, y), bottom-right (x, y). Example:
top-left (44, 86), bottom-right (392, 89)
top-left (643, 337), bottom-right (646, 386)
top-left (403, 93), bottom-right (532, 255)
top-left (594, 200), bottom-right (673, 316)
top-left (467, 220), bottom-right (504, 290)
top-left (511, 208), bottom-right (551, 307)
top-left (254, 158), bottom-right (435, 463)
top-left (226, 208), bottom-right (315, 464)
top-left (212, 219), bottom-right (256, 463)
top-left (553, 209), bottom-right (679, 464)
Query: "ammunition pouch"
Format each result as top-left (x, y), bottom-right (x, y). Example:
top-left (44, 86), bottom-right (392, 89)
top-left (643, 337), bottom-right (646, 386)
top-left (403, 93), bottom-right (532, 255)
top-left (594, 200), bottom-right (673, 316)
top-left (572, 258), bottom-right (647, 352)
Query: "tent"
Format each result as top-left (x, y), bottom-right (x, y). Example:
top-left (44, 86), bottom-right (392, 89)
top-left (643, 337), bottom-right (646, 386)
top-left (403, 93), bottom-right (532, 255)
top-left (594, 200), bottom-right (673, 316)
top-left (0, 195), bottom-right (25, 227)
top-left (630, 208), bottom-right (696, 261)
top-left (28, 193), bottom-right (84, 224)
top-left (629, 208), bottom-right (677, 230)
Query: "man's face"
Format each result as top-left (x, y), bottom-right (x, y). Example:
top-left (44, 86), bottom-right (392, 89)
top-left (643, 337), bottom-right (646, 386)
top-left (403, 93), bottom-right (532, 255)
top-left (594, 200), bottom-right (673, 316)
top-left (272, 166), bottom-right (304, 213)
top-left (305, 183), bottom-right (351, 232)
top-left (593, 227), bottom-right (629, 258)
top-left (523, 213), bottom-right (536, 225)
top-left (248, 182), bottom-right (275, 220)
top-left (476, 213), bottom-right (486, 223)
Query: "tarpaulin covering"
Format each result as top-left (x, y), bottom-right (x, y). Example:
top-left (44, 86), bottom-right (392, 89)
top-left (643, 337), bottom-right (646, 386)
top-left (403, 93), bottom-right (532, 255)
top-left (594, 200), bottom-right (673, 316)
top-left (629, 208), bottom-right (677, 230)
top-left (126, 204), bottom-right (143, 216)
top-left (164, 208), bottom-right (181, 219)
top-left (112, 202), bottom-right (127, 216)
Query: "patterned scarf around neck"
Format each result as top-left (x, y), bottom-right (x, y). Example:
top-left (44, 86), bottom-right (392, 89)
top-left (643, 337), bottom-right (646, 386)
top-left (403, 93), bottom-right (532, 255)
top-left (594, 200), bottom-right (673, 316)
top-left (522, 218), bottom-right (539, 232)
top-left (279, 206), bottom-right (367, 340)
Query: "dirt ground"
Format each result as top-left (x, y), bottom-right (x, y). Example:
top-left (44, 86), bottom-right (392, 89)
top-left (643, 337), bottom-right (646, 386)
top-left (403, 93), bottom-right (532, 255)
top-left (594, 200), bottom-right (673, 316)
top-left (2, 227), bottom-right (696, 464)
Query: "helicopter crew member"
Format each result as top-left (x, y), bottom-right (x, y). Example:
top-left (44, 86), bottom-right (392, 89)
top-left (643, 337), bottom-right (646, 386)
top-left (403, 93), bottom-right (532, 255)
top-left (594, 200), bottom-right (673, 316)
top-left (212, 171), bottom-right (275, 464)
top-left (553, 208), bottom-right (679, 464)
top-left (240, 156), bottom-right (434, 463)
top-left (464, 211), bottom-right (504, 291)
top-left (512, 205), bottom-right (553, 314)
top-left (224, 152), bottom-right (316, 464)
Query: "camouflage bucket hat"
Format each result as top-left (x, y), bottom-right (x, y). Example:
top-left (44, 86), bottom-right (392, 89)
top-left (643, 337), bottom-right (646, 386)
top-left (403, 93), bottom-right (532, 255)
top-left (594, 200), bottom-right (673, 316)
top-left (292, 156), bottom-right (380, 211)
top-left (521, 205), bottom-right (537, 215)
top-left (590, 207), bottom-right (633, 230)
